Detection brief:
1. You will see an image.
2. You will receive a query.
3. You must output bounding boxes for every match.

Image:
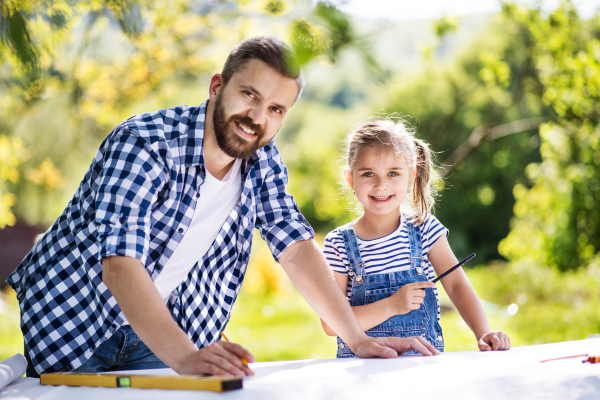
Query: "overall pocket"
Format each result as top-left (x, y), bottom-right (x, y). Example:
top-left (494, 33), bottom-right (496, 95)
top-left (365, 285), bottom-right (430, 333)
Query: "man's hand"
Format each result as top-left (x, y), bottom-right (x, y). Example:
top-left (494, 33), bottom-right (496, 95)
top-left (353, 336), bottom-right (440, 358)
top-left (478, 331), bottom-right (511, 351)
top-left (390, 281), bottom-right (436, 315)
top-left (177, 341), bottom-right (256, 376)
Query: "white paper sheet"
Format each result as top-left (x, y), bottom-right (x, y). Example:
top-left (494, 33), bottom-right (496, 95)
top-left (0, 354), bottom-right (27, 390)
top-left (2, 339), bottom-right (600, 400)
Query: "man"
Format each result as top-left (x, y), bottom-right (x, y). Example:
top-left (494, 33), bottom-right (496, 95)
top-left (8, 37), bottom-right (438, 378)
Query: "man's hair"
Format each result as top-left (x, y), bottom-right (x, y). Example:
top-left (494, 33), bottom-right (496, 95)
top-left (221, 36), bottom-right (306, 102)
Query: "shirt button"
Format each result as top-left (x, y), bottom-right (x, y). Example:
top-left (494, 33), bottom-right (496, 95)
top-left (119, 217), bottom-right (125, 223)
top-left (195, 192), bottom-right (200, 198)
top-left (339, 343), bottom-right (345, 350)
top-left (178, 228), bottom-right (184, 233)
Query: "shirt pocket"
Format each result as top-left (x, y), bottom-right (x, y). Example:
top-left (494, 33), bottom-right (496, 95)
top-left (365, 286), bottom-right (430, 333)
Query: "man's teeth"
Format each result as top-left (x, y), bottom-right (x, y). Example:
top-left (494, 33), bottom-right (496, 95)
top-left (237, 122), bottom-right (255, 135)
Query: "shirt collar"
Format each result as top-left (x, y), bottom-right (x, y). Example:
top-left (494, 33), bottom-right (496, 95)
top-left (179, 100), bottom-right (207, 168)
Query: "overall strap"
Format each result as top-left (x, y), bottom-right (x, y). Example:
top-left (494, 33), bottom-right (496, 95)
top-left (339, 223), bottom-right (366, 280)
top-left (405, 217), bottom-right (424, 275)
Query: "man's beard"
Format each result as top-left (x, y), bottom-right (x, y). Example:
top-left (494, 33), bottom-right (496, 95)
top-left (213, 94), bottom-right (266, 159)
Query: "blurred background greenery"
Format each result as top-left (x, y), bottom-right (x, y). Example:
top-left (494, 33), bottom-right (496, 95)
top-left (1, 0), bottom-right (599, 362)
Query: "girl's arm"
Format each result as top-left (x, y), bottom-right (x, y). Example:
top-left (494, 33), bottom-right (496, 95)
top-left (320, 272), bottom-right (434, 336)
top-left (428, 235), bottom-right (510, 350)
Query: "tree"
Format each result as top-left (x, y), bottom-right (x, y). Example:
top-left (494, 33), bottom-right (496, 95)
top-left (499, 3), bottom-right (600, 271)
top-left (0, 0), bottom-right (371, 226)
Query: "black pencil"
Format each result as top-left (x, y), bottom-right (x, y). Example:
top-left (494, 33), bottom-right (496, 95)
top-left (432, 253), bottom-right (476, 283)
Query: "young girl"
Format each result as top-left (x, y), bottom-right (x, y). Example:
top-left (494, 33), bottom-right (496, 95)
top-left (321, 118), bottom-right (510, 357)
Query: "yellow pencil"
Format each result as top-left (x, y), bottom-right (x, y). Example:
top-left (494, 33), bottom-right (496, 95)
top-left (220, 332), bottom-right (249, 366)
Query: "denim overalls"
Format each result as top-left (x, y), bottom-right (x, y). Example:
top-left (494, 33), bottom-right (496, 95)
top-left (336, 220), bottom-right (444, 358)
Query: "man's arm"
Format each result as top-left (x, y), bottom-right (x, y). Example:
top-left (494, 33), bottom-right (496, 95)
top-left (102, 256), bottom-right (255, 375)
top-left (278, 239), bottom-right (439, 358)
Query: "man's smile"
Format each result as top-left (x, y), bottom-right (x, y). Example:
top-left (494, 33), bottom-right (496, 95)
top-left (236, 121), bottom-right (256, 135)
top-left (234, 120), bottom-right (259, 141)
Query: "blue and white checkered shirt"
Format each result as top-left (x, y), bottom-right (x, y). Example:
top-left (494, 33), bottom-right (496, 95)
top-left (7, 100), bottom-right (314, 374)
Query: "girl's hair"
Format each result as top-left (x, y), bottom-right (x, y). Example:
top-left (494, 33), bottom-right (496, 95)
top-left (345, 118), bottom-right (438, 225)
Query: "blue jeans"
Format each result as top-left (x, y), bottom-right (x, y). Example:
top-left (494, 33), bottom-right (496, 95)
top-left (26, 325), bottom-right (167, 377)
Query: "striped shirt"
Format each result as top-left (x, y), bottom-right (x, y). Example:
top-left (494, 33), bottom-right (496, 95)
top-left (324, 215), bottom-right (448, 298)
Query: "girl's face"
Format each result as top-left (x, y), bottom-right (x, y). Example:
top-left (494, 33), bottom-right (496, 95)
top-left (346, 146), bottom-right (415, 219)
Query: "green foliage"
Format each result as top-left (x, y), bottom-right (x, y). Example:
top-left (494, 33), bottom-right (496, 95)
top-left (0, 135), bottom-right (27, 228)
top-left (499, 4), bottom-right (600, 271)
top-left (433, 15), bottom-right (458, 39)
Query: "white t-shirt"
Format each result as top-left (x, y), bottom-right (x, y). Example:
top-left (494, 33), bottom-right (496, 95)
top-left (122, 159), bottom-right (243, 324)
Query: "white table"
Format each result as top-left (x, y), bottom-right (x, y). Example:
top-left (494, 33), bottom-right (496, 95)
top-left (2, 338), bottom-right (599, 400)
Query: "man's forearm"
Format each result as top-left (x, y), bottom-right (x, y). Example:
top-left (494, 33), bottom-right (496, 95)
top-left (279, 239), bottom-right (369, 350)
top-left (102, 256), bottom-right (197, 370)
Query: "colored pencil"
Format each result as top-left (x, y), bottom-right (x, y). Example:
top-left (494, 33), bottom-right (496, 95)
top-left (432, 253), bottom-right (476, 283)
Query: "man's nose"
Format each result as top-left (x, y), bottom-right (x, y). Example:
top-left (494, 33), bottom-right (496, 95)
top-left (248, 105), bottom-right (267, 126)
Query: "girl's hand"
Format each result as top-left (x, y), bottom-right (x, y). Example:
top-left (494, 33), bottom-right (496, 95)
top-left (390, 281), bottom-right (436, 315)
top-left (478, 331), bottom-right (511, 351)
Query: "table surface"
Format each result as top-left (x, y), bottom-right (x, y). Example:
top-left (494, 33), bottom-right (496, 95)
top-left (2, 338), bottom-right (600, 400)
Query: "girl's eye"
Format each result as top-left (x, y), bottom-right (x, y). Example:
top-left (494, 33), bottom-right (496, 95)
top-left (389, 171), bottom-right (399, 177)
top-left (363, 172), bottom-right (374, 177)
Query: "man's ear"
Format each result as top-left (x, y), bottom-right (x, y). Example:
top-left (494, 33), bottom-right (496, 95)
top-left (344, 170), bottom-right (354, 191)
top-left (209, 73), bottom-right (224, 99)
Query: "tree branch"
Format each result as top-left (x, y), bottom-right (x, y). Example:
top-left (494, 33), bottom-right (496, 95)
top-left (438, 117), bottom-right (549, 177)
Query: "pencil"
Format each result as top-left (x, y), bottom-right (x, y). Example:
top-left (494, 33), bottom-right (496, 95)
top-left (432, 253), bottom-right (476, 283)
top-left (220, 332), bottom-right (249, 366)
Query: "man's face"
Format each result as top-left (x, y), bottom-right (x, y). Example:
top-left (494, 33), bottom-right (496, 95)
top-left (211, 59), bottom-right (299, 159)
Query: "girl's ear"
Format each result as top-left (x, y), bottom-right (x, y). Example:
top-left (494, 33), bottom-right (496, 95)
top-left (344, 170), bottom-right (355, 190)
top-left (409, 168), bottom-right (416, 187)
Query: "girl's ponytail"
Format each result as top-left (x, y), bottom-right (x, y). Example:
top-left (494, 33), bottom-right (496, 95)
top-left (412, 138), bottom-right (437, 225)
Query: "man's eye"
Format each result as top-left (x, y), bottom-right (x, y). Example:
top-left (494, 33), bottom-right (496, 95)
top-left (244, 91), bottom-right (255, 99)
top-left (271, 107), bottom-right (282, 114)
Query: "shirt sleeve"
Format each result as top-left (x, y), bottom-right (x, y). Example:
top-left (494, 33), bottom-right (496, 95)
top-left (421, 215), bottom-right (449, 258)
top-left (255, 150), bottom-right (314, 261)
top-left (323, 231), bottom-right (348, 274)
top-left (94, 128), bottom-right (167, 265)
